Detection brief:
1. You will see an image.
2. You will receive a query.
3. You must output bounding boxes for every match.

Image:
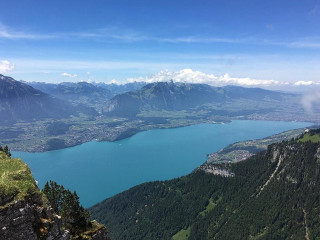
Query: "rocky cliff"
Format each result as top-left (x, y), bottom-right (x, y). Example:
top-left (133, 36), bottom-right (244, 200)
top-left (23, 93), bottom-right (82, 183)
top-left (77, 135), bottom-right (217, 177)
top-left (0, 150), bottom-right (110, 240)
top-left (0, 191), bottom-right (69, 240)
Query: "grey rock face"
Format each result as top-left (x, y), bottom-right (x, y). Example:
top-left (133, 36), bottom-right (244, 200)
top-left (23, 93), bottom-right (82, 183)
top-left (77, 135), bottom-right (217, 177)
top-left (0, 193), bottom-right (110, 240)
top-left (0, 193), bottom-right (69, 240)
top-left (91, 228), bottom-right (110, 240)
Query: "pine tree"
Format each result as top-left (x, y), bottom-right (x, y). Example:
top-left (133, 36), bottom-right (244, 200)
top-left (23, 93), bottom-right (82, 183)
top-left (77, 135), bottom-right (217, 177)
top-left (42, 180), bottom-right (64, 213)
top-left (3, 146), bottom-right (11, 158)
top-left (42, 181), bottom-right (92, 235)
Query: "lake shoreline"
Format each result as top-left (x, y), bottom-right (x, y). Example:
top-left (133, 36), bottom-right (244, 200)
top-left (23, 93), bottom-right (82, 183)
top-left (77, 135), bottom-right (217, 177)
top-left (13, 120), bottom-right (312, 207)
top-left (11, 118), bottom-right (229, 153)
top-left (10, 118), bottom-right (314, 153)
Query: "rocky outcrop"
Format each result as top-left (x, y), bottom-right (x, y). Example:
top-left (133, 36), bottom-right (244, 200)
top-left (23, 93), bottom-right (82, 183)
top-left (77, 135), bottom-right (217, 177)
top-left (0, 192), bottom-right (111, 240)
top-left (0, 194), bottom-right (111, 240)
top-left (0, 152), bottom-right (110, 240)
top-left (198, 164), bottom-right (235, 177)
top-left (86, 227), bottom-right (110, 240)
top-left (0, 192), bottom-right (69, 240)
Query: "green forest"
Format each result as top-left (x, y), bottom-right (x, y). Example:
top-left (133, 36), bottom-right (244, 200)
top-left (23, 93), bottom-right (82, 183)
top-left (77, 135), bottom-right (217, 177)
top-left (90, 131), bottom-right (320, 239)
top-left (42, 180), bottom-right (107, 239)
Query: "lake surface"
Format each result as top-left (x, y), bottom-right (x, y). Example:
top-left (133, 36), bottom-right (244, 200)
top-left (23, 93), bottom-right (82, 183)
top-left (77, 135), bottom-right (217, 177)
top-left (13, 120), bottom-right (311, 207)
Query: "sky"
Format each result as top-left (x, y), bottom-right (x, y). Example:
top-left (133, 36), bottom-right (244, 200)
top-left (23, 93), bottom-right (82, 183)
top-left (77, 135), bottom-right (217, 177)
top-left (0, 0), bottom-right (319, 89)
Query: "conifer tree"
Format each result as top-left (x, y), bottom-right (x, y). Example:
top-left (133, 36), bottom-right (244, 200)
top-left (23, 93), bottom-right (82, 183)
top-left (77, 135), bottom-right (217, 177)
top-left (42, 181), bottom-right (91, 235)
top-left (3, 145), bottom-right (11, 158)
top-left (43, 180), bottom-right (64, 213)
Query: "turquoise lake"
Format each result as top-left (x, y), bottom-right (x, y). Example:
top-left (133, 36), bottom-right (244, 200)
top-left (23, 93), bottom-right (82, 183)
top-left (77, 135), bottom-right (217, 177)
top-left (13, 120), bottom-right (311, 207)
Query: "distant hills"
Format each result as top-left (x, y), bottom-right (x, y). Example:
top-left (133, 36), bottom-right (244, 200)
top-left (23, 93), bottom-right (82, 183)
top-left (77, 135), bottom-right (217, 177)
top-left (28, 81), bottom-right (147, 105)
top-left (107, 81), bottom-right (226, 117)
top-left (0, 74), bottom-right (316, 152)
top-left (93, 81), bottom-right (147, 96)
top-left (28, 81), bottom-right (113, 105)
top-left (90, 129), bottom-right (320, 240)
top-left (27, 80), bottom-right (147, 114)
top-left (0, 74), bottom-right (83, 124)
top-left (106, 81), bottom-right (298, 118)
top-left (5, 76), bottom-right (301, 122)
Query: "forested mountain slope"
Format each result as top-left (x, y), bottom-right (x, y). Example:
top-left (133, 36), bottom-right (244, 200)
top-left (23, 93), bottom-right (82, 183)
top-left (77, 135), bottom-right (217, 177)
top-left (90, 130), bottom-right (320, 240)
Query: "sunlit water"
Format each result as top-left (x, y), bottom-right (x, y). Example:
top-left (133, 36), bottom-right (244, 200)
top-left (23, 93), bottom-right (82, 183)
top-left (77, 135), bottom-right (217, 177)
top-left (13, 120), bottom-right (311, 207)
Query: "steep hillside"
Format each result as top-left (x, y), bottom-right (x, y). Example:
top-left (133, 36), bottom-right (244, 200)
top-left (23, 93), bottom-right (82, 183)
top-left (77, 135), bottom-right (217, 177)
top-left (0, 149), bottom-right (70, 239)
top-left (106, 81), bottom-right (299, 118)
top-left (90, 130), bottom-right (320, 239)
top-left (0, 75), bottom-right (80, 124)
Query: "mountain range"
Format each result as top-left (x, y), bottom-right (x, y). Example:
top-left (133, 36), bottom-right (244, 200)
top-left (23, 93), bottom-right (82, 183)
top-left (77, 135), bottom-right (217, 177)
top-left (28, 81), bottom-right (112, 104)
top-left (0, 74), bottom-right (316, 152)
top-left (106, 81), bottom-right (299, 118)
top-left (0, 74), bottom-right (304, 123)
top-left (28, 81), bottom-right (146, 105)
top-left (0, 74), bottom-right (82, 124)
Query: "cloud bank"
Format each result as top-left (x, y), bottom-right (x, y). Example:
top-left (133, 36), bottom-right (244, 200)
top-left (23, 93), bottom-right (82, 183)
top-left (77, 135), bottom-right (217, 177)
top-left (126, 69), bottom-right (283, 88)
top-left (0, 60), bottom-right (14, 73)
top-left (301, 91), bottom-right (320, 114)
top-left (61, 72), bottom-right (77, 78)
top-left (294, 81), bottom-right (314, 86)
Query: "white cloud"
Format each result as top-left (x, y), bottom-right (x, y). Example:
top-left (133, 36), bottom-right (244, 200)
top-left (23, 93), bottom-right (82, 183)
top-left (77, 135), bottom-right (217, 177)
top-left (107, 79), bottom-right (122, 84)
top-left (294, 81), bottom-right (314, 86)
top-left (301, 91), bottom-right (320, 114)
top-left (127, 69), bottom-right (282, 87)
top-left (9, 57), bottom-right (320, 87)
top-left (61, 72), bottom-right (77, 78)
top-left (0, 60), bottom-right (14, 73)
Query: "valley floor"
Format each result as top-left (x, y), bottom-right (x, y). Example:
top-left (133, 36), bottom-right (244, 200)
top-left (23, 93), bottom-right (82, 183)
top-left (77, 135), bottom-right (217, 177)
top-left (1, 110), bottom-right (316, 152)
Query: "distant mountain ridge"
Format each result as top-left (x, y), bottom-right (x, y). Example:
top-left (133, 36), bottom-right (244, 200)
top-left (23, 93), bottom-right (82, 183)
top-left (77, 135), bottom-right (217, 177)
top-left (1, 75), bottom-right (313, 152)
top-left (28, 81), bottom-right (147, 103)
top-left (106, 81), bottom-right (298, 117)
top-left (28, 81), bottom-right (113, 104)
top-left (0, 74), bottom-right (79, 124)
top-left (93, 81), bottom-right (147, 96)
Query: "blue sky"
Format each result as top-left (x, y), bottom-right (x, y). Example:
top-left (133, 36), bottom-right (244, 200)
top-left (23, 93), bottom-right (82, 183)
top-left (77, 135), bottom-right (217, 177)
top-left (0, 0), bottom-right (319, 87)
